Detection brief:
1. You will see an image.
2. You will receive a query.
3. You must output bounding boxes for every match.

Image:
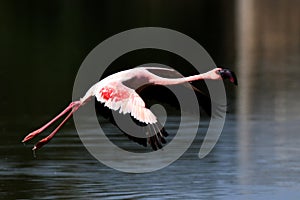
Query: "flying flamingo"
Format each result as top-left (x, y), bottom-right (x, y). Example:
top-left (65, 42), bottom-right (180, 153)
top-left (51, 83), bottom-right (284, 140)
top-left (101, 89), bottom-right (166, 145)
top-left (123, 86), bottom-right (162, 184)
top-left (22, 67), bottom-right (237, 152)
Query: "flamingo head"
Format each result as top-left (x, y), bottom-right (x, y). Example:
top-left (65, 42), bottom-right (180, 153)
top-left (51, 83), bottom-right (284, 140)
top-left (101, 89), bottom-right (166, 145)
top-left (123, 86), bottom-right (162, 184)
top-left (216, 68), bottom-right (238, 85)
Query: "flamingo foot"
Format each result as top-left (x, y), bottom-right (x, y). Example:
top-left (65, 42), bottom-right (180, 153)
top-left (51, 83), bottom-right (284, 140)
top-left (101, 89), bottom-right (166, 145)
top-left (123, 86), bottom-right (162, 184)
top-left (22, 129), bottom-right (43, 143)
top-left (22, 101), bottom-right (82, 152)
top-left (32, 137), bottom-right (50, 151)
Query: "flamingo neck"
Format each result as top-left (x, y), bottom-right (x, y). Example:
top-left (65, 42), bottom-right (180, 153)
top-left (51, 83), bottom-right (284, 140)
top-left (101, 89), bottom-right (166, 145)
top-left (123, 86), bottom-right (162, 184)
top-left (151, 73), bottom-right (208, 85)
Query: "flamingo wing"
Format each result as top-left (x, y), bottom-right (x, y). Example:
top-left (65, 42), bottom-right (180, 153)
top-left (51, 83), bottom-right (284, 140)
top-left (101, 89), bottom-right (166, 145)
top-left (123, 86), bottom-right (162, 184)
top-left (95, 82), bottom-right (157, 124)
top-left (94, 81), bottom-right (168, 150)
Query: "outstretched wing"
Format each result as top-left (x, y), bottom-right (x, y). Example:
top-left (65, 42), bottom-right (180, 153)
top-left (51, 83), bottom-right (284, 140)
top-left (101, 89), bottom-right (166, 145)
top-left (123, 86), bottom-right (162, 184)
top-left (95, 82), bottom-right (157, 124)
top-left (94, 81), bottom-right (168, 150)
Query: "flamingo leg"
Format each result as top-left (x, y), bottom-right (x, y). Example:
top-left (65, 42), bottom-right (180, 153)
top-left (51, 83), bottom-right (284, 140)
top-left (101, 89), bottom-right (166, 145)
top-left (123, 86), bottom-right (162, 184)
top-left (32, 103), bottom-right (81, 151)
top-left (22, 101), bottom-right (81, 143)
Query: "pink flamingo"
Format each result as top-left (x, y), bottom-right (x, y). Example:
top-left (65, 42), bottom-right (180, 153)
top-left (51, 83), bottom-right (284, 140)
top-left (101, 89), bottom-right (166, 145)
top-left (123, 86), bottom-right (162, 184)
top-left (22, 67), bottom-right (237, 151)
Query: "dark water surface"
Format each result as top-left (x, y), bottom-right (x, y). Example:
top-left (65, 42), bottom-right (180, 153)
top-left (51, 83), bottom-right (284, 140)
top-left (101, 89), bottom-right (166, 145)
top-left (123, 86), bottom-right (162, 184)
top-left (1, 113), bottom-right (300, 199)
top-left (1, 0), bottom-right (300, 199)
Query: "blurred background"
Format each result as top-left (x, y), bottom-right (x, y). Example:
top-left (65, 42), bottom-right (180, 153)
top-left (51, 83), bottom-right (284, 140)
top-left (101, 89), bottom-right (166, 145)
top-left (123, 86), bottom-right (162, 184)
top-left (1, 0), bottom-right (300, 199)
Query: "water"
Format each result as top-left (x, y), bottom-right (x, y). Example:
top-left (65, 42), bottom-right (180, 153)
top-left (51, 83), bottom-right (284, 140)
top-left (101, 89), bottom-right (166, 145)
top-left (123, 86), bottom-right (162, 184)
top-left (2, 0), bottom-right (300, 199)
top-left (1, 113), bottom-right (300, 199)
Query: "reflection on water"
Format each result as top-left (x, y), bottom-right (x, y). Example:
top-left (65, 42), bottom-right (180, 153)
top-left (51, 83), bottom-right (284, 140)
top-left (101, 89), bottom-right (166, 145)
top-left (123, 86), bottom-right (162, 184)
top-left (236, 0), bottom-right (300, 198)
top-left (1, 115), bottom-right (300, 199)
top-left (237, 0), bottom-right (300, 121)
top-left (1, 0), bottom-right (300, 199)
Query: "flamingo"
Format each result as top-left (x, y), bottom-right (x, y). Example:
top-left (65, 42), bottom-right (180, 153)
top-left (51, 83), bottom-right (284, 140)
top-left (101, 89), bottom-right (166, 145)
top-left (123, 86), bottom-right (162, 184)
top-left (22, 67), bottom-right (237, 152)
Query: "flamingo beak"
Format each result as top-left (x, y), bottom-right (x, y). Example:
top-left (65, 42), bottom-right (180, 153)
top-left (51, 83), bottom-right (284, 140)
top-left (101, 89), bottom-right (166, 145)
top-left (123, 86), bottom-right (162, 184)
top-left (217, 69), bottom-right (238, 85)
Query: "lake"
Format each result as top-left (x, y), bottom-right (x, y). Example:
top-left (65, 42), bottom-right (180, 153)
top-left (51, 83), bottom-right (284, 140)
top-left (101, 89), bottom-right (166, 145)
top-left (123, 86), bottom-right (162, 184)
top-left (1, 0), bottom-right (300, 199)
top-left (1, 109), bottom-right (300, 199)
